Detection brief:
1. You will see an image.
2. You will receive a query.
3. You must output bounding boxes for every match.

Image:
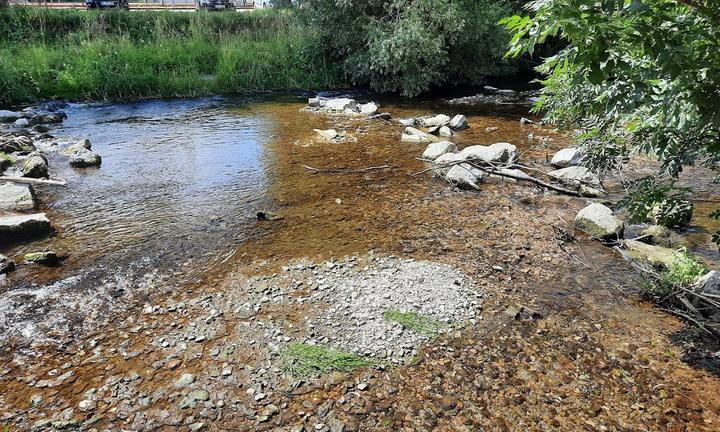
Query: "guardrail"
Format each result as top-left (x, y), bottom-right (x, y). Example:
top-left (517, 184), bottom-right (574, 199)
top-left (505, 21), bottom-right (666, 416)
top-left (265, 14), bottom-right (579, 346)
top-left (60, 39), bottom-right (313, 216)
top-left (8, 0), bottom-right (256, 9)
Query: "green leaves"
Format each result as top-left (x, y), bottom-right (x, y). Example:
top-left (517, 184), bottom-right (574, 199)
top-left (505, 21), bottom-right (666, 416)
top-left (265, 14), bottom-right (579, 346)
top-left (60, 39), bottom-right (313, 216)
top-left (503, 0), bottom-right (720, 247)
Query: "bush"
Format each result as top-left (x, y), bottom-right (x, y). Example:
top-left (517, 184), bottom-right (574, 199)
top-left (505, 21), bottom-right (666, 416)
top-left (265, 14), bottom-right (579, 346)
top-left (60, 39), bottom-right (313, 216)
top-left (303, 0), bottom-right (523, 96)
top-left (661, 249), bottom-right (707, 288)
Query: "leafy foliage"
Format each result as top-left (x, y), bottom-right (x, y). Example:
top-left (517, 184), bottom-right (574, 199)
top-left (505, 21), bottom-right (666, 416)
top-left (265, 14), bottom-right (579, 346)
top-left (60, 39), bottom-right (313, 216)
top-left (661, 249), bottom-right (707, 288)
top-left (303, 0), bottom-right (522, 96)
top-left (501, 0), bottom-right (720, 245)
top-left (621, 177), bottom-right (693, 227)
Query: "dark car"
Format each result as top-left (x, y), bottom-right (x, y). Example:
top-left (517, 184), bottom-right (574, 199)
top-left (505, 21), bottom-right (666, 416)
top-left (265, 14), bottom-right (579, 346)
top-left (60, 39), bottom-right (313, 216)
top-left (196, 0), bottom-right (235, 11)
top-left (86, 0), bottom-right (129, 9)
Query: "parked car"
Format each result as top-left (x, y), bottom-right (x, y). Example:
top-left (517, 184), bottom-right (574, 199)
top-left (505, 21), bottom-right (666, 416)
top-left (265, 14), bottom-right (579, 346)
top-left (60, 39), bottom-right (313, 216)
top-left (254, 0), bottom-right (273, 8)
top-left (196, 0), bottom-right (235, 10)
top-left (86, 0), bottom-right (128, 8)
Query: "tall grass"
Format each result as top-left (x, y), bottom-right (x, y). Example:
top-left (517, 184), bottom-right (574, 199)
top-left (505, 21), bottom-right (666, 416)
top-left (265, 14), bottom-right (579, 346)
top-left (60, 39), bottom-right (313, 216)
top-left (0, 7), bottom-right (343, 105)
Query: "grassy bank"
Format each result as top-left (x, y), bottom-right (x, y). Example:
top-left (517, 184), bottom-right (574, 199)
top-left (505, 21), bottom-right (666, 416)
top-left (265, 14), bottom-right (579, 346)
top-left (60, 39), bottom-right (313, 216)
top-left (0, 7), bottom-right (343, 105)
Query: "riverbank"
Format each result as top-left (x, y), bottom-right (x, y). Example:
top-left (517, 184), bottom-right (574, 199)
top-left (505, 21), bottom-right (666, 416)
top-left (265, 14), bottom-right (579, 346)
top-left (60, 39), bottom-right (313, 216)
top-left (1, 93), bottom-right (719, 431)
top-left (0, 8), bottom-right (342, 105)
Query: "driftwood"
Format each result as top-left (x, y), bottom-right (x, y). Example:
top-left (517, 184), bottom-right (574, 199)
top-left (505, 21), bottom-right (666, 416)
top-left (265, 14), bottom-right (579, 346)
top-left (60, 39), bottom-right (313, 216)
top-left (303, 164), bottom-right (395, 174)
top-left (0, 176), bottom-right (67, 187)
top-left (412, 158), bottom-right (584, 197)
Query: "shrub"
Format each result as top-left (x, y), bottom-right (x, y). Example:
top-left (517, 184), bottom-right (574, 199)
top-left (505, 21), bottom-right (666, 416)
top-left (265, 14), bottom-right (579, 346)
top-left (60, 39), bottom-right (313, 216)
top-left (661, 249), bottom-right (707, 288)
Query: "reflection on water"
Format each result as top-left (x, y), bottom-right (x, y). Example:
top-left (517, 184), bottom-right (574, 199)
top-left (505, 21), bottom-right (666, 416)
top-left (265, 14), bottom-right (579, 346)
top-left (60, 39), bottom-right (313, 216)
top-left (4, 97), bottom-right (279, 286)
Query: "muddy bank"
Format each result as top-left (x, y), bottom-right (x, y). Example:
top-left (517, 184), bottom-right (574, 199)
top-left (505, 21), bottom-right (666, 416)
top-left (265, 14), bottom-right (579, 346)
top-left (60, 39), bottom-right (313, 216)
top-left (0, 94), bottom-right (719, 431)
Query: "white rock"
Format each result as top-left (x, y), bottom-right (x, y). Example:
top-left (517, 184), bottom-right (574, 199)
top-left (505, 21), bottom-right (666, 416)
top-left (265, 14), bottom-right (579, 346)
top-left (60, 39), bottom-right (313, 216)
top-left (460, 143), bottom-right (518, 164)
top-left (422, 141), bottom-right (458, 160)
top-left (0, 182), bottom-right (35, 211)
top-left (14, 118), bottom-right (29, 128)
top-left (398, 118), bottom-right (416, 127)
top-left (419, 114), bottom-right (451, 128)
top-left (548, 166), bottom-right (600, 187)
top-left (401, 127), bottom-right (435, 143)
top-left (574, 203), bottom-right (623, 239)
top-left (314, 129), bottom-right (338, 140)
top-left (444, 164), bottom-right (483, 190)
top-left (78, 400), bottom-right (96, 412)
top-left (449, 115), bottom-right (468, 130)
top-left (358, 102), bottom-right (379, 116)
top-left (438, 126), bottom-right (453, 137)
top-left (323, 98), bottom-right (357, 112)
top-left (551, 148), bottom-right (584, 168)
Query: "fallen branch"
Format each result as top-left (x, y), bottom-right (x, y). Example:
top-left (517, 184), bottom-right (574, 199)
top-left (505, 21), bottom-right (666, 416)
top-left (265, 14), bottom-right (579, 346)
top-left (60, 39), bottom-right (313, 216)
top-left (303, 164), bottom-right (394, 174)
top-left (0, 176), bottom-right (67, 187)
top-left (413, 158), bottom-right (583, 197)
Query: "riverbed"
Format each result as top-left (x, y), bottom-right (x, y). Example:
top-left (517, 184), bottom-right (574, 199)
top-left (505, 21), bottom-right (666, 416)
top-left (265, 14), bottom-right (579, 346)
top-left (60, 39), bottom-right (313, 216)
top-left (1, 94), bottom-right (719, 431)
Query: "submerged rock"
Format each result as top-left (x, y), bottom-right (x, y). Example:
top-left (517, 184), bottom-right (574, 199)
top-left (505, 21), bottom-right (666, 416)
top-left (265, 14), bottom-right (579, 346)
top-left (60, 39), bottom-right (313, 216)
top-left (574, 203), bottom-right (624, 239)
top-left (459, 143), bottom-right (518, 164)
top-left (0, 213), bottom-right (53, 242)
top-left (401, 127), bottom-right (436, 144)
top-left (24, 251), bottom-right (59, 266)
top-left (549, 166), bottom-right (601, 187)
top-left (22, 153), bottom-right (49, 178)
top-left (422, 141), bottom-right (458, 160)
top-left (444, 164), bottom-right (484, 190)
top-left (256, 210), bottom-right (283, 221)
top-left (551, 147), bottom-right (584, 168)
top-left (0, 182), bottom-right (35, 211)
top-left (69, 148), bottom-right (102, 168)
top-left (314, 129), bottom-right (339, 140)
top-left (0, 254), bottom-right (15, 275)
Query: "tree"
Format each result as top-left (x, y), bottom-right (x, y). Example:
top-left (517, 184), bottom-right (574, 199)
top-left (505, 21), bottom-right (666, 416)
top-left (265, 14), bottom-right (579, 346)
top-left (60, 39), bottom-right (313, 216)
top-left (0, 0), bottom-right (8, 9)
top-left (501, 0), bottom-right (720, 244)
top-left (303, 0), bottom-right (521, 96)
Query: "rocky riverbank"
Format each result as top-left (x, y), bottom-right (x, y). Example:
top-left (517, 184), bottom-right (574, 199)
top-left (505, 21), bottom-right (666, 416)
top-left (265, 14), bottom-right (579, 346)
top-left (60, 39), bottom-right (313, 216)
top-left (0, 94), bottom-right (719, 431)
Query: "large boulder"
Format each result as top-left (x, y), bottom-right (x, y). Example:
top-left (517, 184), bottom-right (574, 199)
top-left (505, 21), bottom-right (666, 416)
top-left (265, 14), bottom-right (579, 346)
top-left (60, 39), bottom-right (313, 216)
top-left (401, 127), bottom-right (436, 144)
top-left (29, 113), bottom-right (65, 125)
top-left (549, 166), bottom-right (601, 187)
top-left (449, 114), bottom-right (468, 131)
top-left (551, 148), bottom-right (584, 168)
top-left (460, 143), bottom-right (518, 165)
top-left (22, 153), bottom-right (49, 178)
top-left (419, 114), bottom-right (451, 128)
top-left (444, 164), bottom-right (484, 190)
top-left (574, 203), bottom-right (624, 239)
top-left (622, 240), bottom-right (680, 269)
top-left (398, 118), bottom-right (417, 127)
top-left (69, 148), bottom-right (102, 168)
top-left (0, 182), bottom-right (35, 210)
top-left (422, 141), bottom-right (458, 160)
top-left (433, 152), bottom-right (467, 174)
top-left (0, 213), bottom-right (53, 243)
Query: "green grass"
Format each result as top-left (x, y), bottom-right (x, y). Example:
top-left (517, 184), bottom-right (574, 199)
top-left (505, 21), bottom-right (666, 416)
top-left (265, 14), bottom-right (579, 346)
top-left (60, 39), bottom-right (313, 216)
top-left (0, 8), bottom-right (343, 105)
top-left (382, 310), bottom-right (445, 336)
top-left (280, 343), bottom-right (374, 379)
top-left (661, 249), bottom-right (707, 287)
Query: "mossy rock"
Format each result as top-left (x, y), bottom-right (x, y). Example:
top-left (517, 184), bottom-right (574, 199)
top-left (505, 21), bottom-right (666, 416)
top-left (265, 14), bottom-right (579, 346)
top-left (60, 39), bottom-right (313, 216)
top-left (24, 251), bottom-right (59, 266)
